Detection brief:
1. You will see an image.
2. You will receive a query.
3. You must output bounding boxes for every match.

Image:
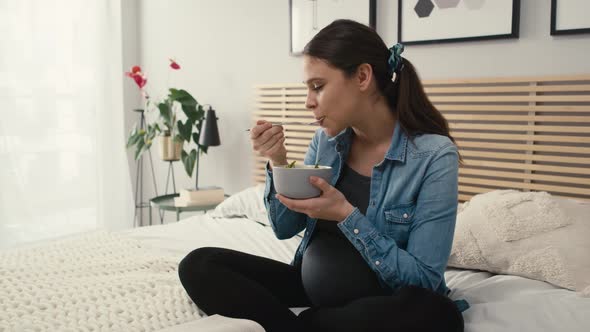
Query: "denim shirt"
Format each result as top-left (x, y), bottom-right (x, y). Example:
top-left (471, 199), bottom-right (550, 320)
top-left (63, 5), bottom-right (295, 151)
top-left (263, 121), bottom-right (459, 296)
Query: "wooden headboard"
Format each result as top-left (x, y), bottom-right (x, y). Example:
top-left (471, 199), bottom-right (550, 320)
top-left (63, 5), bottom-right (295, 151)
top-left (252, 74), bottom-right (590, 202)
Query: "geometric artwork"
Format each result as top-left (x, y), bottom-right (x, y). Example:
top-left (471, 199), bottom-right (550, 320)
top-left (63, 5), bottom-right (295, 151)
top-left (398, 0), bottom-right (520, 45)
top-left (551, 0), bottom-right (590, 35)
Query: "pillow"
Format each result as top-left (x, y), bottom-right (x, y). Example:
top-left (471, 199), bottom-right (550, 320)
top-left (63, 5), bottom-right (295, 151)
top-left (449, 189), bottom-right (590, 296)
top-left (210, 184), bottom-right (270, 226)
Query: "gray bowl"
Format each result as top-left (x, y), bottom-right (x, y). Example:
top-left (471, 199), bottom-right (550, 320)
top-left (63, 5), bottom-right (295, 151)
top-left (273, 165), bottom-right (333, 199)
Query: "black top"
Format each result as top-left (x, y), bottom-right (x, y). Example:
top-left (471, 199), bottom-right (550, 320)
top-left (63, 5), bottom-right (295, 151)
top-left (301, 163), bottom-right (390, 307)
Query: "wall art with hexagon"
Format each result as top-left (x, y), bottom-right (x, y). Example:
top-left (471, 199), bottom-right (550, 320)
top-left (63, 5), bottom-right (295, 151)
top-left (398, 0), bottom-right (520, 45)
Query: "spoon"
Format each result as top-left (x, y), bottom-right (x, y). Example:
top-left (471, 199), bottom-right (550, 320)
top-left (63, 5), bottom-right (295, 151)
top-left (245, 119), bottom-right (322, 131)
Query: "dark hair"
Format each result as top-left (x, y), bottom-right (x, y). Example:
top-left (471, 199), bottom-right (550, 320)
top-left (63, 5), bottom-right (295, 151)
top-left (303, 19), bottom-right (461, 160)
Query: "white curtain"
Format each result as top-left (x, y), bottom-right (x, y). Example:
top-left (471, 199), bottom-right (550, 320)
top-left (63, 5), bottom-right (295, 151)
top-left (0, 0), bottom-right (133, 249)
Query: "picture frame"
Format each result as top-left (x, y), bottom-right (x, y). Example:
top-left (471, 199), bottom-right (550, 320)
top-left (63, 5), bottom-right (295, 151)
top-left (550, 0), bottom-right (590, 35)
top-left (289, 0), bottom-right (376, 55)
top-left (398, 0), bottom-right (520, 45)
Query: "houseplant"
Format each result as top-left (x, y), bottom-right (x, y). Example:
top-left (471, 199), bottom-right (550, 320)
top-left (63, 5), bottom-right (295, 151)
top-left (125, 59), bottom-right (209, 177)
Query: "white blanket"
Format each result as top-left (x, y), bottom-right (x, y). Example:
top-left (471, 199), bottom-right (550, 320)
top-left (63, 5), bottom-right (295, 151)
top-left (0, 231), bottom-right (201, 331)
top-left (0, 214), bottom-right (301, 332)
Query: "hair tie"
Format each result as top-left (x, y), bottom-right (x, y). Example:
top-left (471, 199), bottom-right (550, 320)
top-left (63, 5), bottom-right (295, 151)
top-left (387, 43), bottom-right (405, 79)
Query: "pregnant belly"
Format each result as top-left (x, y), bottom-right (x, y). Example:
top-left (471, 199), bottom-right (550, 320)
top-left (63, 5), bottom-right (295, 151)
top-left (301, 231), bottom-right (391, 307)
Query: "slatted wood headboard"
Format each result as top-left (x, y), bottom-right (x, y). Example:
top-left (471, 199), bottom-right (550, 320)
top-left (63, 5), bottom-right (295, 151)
top-left (252, 74), bottom-right (590, 202)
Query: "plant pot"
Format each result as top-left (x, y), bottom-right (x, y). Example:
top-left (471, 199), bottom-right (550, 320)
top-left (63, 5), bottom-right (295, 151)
top-left (158, 135), bottom-right (183, 161)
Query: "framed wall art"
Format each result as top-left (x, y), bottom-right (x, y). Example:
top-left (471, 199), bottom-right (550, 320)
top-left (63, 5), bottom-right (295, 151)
top-left (551, 0), bottom-right (590, 35)
top-left (398, 0), bottom-right (520, 45)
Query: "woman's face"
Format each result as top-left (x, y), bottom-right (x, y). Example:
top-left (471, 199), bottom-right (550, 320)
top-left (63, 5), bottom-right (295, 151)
top-left (303, 56), bottom-right (362, 137)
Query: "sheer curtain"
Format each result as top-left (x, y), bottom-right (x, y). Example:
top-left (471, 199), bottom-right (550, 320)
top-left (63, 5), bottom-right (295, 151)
top-left (0, 0), bottom-right (133, 249)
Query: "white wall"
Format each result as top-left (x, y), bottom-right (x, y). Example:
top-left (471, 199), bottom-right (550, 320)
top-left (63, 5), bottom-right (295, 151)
top-left (121, 0), bottom-right (147, 225)
top-left (130, 0), bottom-right (590, 224)
top-left (134, 0), bottom-right (303, 223)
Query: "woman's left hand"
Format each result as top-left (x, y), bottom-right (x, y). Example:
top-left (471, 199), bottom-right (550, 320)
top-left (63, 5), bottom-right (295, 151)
top-left (276, 176), bottom-right (354, 221)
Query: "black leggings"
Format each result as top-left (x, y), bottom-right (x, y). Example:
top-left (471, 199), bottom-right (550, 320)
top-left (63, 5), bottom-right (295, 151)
top-left (178, 247), bottom-right (464, 332)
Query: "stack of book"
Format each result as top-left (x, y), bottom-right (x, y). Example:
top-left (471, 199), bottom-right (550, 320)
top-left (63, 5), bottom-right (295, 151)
top-left (174, 186), bottom-right (225, 207)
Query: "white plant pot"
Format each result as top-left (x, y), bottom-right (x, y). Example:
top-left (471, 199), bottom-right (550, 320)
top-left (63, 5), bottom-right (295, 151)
top-left (158, 135), bottom-right (183, 161)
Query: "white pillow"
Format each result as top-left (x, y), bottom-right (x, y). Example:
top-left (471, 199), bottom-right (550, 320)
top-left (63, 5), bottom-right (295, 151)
top-left (449, 190), bottom-right (590, 296)
top-left (210, 184), bottom-right (270, 226)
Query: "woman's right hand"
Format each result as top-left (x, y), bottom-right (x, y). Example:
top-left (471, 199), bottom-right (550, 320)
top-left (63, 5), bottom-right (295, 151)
top-left (250, 120), bottom-right (288, 166)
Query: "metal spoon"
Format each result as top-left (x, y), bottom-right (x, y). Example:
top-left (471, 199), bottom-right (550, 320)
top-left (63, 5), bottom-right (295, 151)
top-left (245, 120), bottom-right (321, 131)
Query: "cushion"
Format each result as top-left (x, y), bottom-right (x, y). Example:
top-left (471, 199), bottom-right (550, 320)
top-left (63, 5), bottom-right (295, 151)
top-left (210, 184), bottom-right (270, 226)
top-left (449, 190), bottom-right (590, 296)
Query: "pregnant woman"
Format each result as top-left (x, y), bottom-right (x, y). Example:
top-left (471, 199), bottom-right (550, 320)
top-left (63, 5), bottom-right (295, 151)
top-left (178, 19), bottom-right (465, 332)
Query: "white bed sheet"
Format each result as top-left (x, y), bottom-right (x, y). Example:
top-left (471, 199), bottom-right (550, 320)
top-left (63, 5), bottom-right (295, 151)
top-left (119, 214), bottom-right (300, 265)
top-left (447, 269), bottom-right (590, 332)
top-left (117, 199), bottom-right (590, 332)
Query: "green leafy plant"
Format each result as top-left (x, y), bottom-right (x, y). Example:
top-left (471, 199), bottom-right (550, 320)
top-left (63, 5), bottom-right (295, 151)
top-left (125, 60), bottom-right (208, 177)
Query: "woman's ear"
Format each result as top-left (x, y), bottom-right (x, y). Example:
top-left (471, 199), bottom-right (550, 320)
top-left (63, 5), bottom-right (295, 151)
top-left (356, 63), bottom-right (373, 92)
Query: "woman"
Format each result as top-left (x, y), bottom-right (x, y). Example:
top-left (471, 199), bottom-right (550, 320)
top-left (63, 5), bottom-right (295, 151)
top-left (179, 19), bottom-right (465, 332)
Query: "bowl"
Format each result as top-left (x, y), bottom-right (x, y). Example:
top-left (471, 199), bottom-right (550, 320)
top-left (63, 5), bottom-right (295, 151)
top-left (273, 164), bottom-right (333, 199)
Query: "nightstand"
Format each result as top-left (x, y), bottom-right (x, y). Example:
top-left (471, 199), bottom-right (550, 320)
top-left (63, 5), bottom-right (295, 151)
top-left (149, 193), bottom-right (226, 224)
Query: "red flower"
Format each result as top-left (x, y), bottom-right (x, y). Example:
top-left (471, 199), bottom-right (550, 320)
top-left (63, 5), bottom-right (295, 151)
top-left (125, 69), bottom-right (147, 89)
top-left (132, 74), bottom-right (147, 89)
top-left (169, 59), bottom-right (181, 70)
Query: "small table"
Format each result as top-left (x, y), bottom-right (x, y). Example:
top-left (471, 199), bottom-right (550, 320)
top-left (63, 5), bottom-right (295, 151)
top-left (149, 193), bottom-right (224, 223)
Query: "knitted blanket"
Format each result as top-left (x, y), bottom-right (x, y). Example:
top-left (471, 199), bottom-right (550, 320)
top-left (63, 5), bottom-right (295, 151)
top-left (0, 231), bottom-right (201, 331)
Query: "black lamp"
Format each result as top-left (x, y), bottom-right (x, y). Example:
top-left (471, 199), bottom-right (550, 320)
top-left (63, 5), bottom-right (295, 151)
top-left (195, 105), bottom-right (221, 189)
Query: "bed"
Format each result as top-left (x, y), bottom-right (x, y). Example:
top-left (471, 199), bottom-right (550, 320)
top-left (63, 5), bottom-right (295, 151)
top-left (2, 74), bottom-right (590, 331)
top-left (2, 186), bottom-right (588, 332)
